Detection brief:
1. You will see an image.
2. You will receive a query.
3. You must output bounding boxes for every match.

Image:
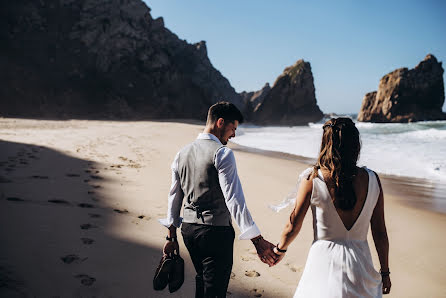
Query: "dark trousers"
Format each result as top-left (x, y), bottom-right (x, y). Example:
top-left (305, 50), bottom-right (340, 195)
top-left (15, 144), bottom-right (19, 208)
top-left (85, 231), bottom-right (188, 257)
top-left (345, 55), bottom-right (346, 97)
top-left (181, 223), bottom-right (235, 298)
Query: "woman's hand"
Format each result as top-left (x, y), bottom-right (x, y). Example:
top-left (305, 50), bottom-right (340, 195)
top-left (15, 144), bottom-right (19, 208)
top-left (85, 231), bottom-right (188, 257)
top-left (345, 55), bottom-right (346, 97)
top-left (382, 275), bottom-right (391, 294)
top-left (271, 246), bottom-right (286, 266)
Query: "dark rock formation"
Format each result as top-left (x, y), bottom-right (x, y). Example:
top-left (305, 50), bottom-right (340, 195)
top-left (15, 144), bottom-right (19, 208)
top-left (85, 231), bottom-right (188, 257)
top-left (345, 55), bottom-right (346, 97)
top-left (0, 0), bottom-right (243, 119)
top-left (240, 83), bottom-right (271, 120)
top-left (248, 59), bottom-right (323, 125)
top-left (358, 54), bottom-right (446, 123)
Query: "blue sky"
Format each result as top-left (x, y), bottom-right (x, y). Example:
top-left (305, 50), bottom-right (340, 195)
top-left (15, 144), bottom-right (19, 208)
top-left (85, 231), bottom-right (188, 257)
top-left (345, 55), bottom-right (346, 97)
top-left (145, 0), bottom-right (446, 114)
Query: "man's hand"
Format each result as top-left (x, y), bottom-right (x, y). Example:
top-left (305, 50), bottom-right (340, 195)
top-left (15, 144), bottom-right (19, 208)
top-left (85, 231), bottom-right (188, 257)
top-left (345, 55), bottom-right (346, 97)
top-left (382, 275), bottom-right (391, 294)
top-left (163, 239), bottom-right (179, 255)
top-left (252, 236), bottom-right (277, 266)
top-left (163, 225), bottom-right (178, 255)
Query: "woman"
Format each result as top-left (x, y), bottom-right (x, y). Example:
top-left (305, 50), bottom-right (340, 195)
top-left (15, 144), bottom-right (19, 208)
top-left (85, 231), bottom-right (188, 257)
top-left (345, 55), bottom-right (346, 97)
top-left (273, 118), bottom-right (391, 297)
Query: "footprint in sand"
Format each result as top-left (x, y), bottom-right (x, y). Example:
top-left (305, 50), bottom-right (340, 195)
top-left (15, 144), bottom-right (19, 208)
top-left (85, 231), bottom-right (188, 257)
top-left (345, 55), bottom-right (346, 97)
top-left (285, 263), bottom-right (302, 273)
top-left (137, 215), bottom-right (145, 219)
top-left (6, 197), bottom-right (25, 202)
top-left (88, 213), bottom-right (101, 218)
top-left (78, 203), bottom-right (95, 208)
top-left (90, 175), bottom-right (102, 180)
top-left (81, 238), bottom-right (95, 245)
top-left (48, 199), bottom-right (71, 205)
top-left (230, 272), bottom-right (236, 279)
top-left (113, 209), bottom-right (129, 214)
top-left (245, 270), bottom-right (260, 277)
top-left (61, 254), bottom-right (88, 264)
top-left (250, 288), bottom-right (264, 297)
top-left (31, 175), bottom-right (49, 179)
top-left (74, 274), bottom-right (96, 286)
top-left (80, 224), bottom-right (97, 230)
top-left (66, 173), bottom-right (81, 177)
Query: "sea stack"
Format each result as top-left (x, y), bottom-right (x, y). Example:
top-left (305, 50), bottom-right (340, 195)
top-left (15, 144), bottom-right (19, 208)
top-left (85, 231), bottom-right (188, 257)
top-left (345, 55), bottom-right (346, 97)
top-left (248, 59), bottom-right (324, 125)
top-left (358, 54), bottom-right (446, 123)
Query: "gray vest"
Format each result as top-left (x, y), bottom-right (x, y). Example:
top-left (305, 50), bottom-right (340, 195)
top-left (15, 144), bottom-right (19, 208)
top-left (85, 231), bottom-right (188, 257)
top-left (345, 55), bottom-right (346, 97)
top-left (178, 139), bottom-right (232, 226)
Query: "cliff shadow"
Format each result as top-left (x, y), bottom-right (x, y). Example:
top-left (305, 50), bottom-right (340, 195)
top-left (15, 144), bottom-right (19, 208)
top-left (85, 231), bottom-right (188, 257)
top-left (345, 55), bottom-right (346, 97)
top-left (0, 139), bottom-right (258, 297)
top-left (0, 140), bottom-right (195, 297)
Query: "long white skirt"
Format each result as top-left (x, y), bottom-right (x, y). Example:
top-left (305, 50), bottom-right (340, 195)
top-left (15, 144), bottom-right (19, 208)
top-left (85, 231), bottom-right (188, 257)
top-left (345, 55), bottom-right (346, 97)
top-left (294, 239), bottom-right (382, 298)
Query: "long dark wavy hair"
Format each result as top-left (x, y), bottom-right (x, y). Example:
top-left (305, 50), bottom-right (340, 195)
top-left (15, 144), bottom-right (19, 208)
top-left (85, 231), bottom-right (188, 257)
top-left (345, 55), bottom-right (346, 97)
top-left (312, 117), bottom-right (361, 210)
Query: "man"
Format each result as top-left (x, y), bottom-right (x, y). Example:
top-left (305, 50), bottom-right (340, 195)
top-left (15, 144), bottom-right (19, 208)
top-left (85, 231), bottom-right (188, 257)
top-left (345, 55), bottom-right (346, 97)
top-left (159, 102), bottom-right (277, 297)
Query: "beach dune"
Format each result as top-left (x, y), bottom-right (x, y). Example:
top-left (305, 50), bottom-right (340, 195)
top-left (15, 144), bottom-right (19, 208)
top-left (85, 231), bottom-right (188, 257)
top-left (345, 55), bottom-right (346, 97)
top-left (0, 119), bottom-right (445, 297)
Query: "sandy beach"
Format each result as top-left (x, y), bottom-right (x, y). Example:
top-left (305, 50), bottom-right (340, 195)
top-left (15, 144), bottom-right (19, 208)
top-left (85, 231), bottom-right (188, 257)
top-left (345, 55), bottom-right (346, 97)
top-left (1, 118), bottom-right (445, 297)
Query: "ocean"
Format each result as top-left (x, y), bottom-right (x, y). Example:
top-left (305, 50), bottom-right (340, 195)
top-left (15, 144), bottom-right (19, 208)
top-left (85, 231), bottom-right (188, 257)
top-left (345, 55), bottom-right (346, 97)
top-left (233, 119), bottom-right (446, 183)
top-left (232, 118), bottom-right (446, 212)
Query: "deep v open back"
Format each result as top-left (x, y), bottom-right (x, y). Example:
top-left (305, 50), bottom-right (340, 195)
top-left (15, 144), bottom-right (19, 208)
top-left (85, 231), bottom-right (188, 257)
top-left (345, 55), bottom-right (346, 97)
top-left (320, 168), bottom-right (368, 231)
top-left (294, 167), bottom-right (382, 298)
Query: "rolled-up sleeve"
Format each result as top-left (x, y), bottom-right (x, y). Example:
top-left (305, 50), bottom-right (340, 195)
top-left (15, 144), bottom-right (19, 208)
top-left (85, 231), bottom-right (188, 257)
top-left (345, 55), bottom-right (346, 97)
top-left (215, 147), bottom-right (261, 240)
top-left (158, 152), bottom-right (184, 228)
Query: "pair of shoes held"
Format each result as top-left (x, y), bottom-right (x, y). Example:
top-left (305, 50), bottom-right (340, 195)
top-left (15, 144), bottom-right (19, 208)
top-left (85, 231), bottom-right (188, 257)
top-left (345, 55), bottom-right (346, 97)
top-left (153, 250), bottom-right (184, 293)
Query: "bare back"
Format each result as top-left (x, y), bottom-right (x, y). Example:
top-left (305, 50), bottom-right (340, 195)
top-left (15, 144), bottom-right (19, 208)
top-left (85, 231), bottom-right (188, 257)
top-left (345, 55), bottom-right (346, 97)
top-left (320, 167), bottom-right (370, 231)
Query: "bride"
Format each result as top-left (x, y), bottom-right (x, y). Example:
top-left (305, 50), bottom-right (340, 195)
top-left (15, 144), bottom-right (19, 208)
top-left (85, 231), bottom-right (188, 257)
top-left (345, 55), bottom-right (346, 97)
top-left (272, 118), bottom-right (391, 297)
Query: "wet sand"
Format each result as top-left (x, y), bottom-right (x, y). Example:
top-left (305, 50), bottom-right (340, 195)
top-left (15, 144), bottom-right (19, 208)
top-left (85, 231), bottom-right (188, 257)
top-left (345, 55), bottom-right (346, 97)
top-left (0, 118), bottom-right (445, 297)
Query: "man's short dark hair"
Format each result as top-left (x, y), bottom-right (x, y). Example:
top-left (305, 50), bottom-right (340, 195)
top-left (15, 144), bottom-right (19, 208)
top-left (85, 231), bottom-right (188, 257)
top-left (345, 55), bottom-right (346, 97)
top-left (207, 101), bottom-right (244, 125)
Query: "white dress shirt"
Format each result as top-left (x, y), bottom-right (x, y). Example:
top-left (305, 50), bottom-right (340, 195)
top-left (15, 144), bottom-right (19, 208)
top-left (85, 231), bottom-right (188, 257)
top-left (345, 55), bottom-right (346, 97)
top-left (159, 133), bottom-right (261, 240)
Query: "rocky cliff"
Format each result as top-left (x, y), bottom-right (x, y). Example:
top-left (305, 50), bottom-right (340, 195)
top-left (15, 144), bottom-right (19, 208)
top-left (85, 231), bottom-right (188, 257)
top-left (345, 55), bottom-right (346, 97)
top-left (358, 54), bottom-right (446, 123)
top-left (248, 59), bottom-right (324, 125)
top-left (0, 0), bottom-right (243, 119)
top-left (240, 83), bottom-right (271, 120)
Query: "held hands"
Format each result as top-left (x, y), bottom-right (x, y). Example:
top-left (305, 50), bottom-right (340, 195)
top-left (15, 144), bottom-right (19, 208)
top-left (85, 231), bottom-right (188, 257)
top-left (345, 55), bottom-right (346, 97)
top-left (271, 245), bottom-right (286, 266)
top-left (252, 236), bottom-right (278, 266)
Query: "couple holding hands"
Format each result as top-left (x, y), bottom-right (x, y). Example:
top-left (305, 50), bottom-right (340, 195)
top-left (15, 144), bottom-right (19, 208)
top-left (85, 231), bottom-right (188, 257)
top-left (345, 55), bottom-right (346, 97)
top-left (159, 102), bottom-right (391, 297)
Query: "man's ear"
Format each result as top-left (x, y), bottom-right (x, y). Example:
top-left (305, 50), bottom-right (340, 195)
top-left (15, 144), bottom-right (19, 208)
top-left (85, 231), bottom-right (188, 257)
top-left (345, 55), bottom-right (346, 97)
top-left (216, 118), bottom-right (225, 128)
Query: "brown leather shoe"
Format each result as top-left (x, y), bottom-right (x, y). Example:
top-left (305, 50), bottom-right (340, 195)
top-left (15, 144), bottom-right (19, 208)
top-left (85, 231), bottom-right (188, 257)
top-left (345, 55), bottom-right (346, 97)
top-left (153, 254), bottom-right (173, 291)
top-left (168, 252), bottom-right (184, 293)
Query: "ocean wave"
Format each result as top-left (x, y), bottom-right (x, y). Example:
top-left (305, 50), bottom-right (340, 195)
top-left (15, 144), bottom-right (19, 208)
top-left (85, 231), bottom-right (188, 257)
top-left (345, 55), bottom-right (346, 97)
top-left (234, 122), bottom-right (446, 183)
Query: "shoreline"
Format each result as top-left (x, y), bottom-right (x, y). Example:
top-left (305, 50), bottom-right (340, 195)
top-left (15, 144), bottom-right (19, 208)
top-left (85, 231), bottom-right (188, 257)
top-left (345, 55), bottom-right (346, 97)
top-left (230, 142), bottom-right (446, 215)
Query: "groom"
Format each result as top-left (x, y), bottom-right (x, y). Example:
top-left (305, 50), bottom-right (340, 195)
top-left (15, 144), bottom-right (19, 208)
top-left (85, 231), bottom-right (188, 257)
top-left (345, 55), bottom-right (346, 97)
top-left (159, 101), bottom-right (277, 298)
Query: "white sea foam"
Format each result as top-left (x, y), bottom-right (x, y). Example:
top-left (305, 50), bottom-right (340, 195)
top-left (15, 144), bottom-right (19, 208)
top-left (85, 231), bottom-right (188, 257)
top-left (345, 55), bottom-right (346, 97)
top-left (233, 121), bottom-right (446, 183)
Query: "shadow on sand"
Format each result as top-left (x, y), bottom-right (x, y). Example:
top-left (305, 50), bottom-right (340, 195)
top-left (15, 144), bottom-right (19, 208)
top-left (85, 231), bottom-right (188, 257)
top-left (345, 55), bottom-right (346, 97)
top-left (0, 140), bottom-right (251, 297)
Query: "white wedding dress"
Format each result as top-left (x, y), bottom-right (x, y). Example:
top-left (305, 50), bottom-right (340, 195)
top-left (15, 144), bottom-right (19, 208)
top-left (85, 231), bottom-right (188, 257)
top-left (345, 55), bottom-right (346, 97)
top-left (294, 167), bottom-right (382, 298)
